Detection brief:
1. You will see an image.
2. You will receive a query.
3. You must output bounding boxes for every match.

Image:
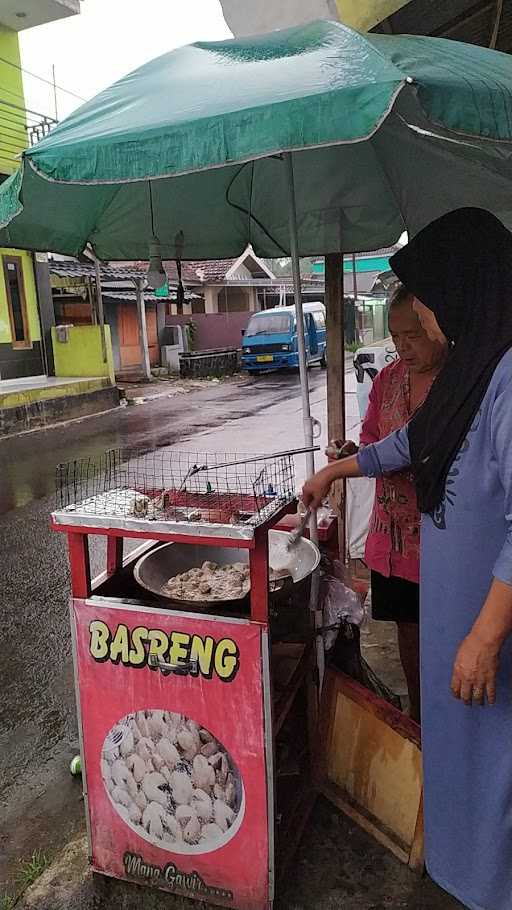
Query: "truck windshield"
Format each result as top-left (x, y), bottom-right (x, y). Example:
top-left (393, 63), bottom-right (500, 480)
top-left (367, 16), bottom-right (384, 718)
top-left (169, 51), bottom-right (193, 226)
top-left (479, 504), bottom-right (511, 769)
top-left (246, 313), bottom-right (292, 336)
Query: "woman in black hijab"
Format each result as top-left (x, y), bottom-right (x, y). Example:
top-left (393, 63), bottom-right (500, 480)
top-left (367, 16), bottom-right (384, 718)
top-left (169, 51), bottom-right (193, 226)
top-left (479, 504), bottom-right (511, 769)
top-left (303, 208), bottom-right (512, 910)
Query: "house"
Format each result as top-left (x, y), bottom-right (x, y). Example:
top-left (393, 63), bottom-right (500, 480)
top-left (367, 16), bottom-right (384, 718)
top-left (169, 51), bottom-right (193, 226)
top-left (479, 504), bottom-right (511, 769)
top-left (311, 246), bottom-right (402, 296)
top-left (312, 246), bottom-right (403, 345)
top-left (184, 246), bottom-right (276, 315)
top-left (0, 2), bottom-right (81, 383)
top-left (0, 3), bottom-right (124, 436)
top-left (49, 259), bottom-right (192, 379)
top-left (50, 247), bottom-right (328, 376)
top-left (163, 248), bottom-right (327, 352)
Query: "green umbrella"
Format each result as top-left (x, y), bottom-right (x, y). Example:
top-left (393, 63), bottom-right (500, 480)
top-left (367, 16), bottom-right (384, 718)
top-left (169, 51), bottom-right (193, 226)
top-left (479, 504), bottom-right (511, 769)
top-left (2, 19), bottom-right (512, 470)
top-left (2, 19), bottom-right (512, 259)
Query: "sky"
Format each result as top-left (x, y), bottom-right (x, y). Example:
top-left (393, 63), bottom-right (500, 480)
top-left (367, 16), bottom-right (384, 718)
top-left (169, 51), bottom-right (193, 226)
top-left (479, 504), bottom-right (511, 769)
top-left (19, 0), bottom-right (232, 122)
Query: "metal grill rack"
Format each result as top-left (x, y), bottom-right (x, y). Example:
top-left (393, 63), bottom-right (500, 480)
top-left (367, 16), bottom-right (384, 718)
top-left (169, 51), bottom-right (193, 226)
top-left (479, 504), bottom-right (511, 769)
top-left (53, 448), bottom-right (296, 539)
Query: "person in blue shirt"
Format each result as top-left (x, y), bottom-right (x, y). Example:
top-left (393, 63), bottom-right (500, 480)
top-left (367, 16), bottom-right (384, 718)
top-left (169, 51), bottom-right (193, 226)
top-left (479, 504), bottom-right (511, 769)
top-left (304, 208), bottom-right (512, 910)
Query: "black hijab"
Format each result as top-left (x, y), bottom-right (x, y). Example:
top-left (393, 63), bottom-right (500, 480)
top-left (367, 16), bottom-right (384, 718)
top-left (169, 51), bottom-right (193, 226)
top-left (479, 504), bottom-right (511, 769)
top-left (389, 207), bottom-right (512, 516)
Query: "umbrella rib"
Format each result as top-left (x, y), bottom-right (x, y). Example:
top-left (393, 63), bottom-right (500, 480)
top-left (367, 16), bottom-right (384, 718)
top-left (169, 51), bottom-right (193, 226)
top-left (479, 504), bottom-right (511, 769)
top-left (225, 161), bottom-right (288, 256)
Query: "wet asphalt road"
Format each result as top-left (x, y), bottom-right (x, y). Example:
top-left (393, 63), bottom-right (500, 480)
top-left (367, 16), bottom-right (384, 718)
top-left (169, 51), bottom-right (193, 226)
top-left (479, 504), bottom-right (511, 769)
top-left (0, 370), bottom-right (330, 888)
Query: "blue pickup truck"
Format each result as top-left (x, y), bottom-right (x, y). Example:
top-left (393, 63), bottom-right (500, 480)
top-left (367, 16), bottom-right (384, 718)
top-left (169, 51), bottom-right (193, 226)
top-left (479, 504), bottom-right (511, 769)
top-left (241, 301), bottom-right (327, 374)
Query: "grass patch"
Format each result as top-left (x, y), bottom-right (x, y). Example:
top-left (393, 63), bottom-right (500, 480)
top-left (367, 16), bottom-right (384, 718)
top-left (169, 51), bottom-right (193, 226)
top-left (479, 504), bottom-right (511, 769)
top-left (0, 849), bottom-right (50, 910)
top-left (344, 342), bottom-right (360, 353)
top-left (15, 850), bottom-right (49, 890)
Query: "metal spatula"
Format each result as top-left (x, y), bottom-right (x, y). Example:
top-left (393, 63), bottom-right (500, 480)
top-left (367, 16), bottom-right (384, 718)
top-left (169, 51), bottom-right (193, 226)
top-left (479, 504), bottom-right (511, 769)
top-left (286, 504), bottom-right (312, 550)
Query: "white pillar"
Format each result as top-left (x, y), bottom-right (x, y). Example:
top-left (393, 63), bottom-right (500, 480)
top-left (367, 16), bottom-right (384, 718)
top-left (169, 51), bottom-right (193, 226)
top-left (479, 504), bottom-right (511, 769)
top-left (204, 287), bottom-right (219, 314)
top-left (248, 288), bottom-right (258, 312)
top-left (134, 277), bottom-right (151, 380)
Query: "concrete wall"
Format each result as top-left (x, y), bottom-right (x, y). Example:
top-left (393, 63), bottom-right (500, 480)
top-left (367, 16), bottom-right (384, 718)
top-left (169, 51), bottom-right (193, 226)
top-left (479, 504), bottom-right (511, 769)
top-left (52, 325), bottom-right (115, 385)
top-left (0, 26), bottom-right (27, 174)
top-left (217, 288), bottom-right (251, 313)
top-left (166, 313), bottom-right (251, 351)
top-left (0, 382), bottom-right (119, 438)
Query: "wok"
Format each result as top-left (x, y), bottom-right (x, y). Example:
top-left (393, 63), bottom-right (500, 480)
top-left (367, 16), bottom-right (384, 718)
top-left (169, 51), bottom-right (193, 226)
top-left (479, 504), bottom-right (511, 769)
top-left (133, 530), bottom-right (320, 612)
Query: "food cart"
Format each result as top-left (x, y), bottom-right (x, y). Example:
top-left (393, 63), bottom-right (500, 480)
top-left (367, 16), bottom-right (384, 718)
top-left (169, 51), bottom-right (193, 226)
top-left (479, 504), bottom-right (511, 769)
top-left (51, 447), bottom-right (321, 910)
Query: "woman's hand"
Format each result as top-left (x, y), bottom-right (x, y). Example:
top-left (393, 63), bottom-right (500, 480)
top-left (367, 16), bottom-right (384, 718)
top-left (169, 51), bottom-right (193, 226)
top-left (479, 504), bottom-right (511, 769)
top-left (325, 439), bottom-right (358, 460)
top-left (450, 630), bottom-right (500, 706)
top-left (302, 465), bottom-right (338, 510)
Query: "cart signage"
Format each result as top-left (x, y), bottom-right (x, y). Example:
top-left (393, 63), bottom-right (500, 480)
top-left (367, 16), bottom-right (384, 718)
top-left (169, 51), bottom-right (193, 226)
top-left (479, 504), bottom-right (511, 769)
top-left (89, 619), bottom-right (240, 681)
top-left (73, 600), bottom-right (272, 910)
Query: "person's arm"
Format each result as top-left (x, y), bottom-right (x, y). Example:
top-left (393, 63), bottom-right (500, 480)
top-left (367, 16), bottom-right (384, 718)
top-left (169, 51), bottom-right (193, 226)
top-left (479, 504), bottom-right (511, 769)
top-left (302, 424), bottom-right (412, 509)
top-left (451, 379), bottom-right (512, 706)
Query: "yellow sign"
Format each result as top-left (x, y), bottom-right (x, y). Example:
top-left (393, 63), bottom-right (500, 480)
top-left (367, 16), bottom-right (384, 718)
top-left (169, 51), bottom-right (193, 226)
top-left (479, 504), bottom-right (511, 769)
top-left (335, 0), bottom-right (410, 30)
top-left (89, 620), bottom-right (240, 682)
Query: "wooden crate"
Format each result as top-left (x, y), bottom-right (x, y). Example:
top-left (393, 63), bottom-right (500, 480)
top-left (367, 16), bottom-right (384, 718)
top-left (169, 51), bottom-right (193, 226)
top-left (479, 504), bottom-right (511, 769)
top-left (317, 667), bottom-right (424, 871)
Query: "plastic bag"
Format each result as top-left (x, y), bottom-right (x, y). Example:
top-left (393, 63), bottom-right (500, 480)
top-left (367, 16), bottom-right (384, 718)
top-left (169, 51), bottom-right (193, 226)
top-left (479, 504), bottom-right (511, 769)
top-left (320, 574), bottom-right (365, 650)
top-left (329, 621), bottom-right (402, 712)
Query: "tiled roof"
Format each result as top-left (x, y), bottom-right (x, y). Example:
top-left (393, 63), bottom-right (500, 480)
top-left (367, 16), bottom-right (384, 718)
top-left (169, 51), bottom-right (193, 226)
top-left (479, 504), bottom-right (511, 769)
top-left (49, 261), bottom-right (149, 282)
top-left (187, 259), bottom-right (236, 284)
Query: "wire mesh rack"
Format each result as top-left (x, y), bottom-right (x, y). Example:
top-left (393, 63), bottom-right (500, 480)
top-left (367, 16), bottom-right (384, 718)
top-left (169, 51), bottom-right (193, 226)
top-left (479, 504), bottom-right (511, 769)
top-left (54, 448), bottom-right (296, 531)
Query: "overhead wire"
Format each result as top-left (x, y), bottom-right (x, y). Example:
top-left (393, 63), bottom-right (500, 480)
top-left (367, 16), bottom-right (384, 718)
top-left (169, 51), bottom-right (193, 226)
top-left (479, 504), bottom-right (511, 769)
top-left (0, 53), bottom-right (87, 102)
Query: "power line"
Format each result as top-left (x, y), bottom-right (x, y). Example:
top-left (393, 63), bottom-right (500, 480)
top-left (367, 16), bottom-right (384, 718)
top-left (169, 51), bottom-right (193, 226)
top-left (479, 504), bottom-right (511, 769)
top-left (0, 54), bottom-right (87, 102)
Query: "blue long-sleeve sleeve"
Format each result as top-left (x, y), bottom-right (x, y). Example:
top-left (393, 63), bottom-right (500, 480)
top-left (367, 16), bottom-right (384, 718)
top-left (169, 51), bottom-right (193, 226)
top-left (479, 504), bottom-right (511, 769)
top-left (357, 425), bottom-right (412, 478)
top-left (491, 378), bottom-right (512, 585)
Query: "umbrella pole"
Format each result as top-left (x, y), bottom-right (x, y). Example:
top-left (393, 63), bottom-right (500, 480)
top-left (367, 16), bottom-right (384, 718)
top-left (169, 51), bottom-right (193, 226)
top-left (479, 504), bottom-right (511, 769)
top-left (284, 153), bottom-right (324, 692)
top-left (284, 152), bottom-right (316, 480)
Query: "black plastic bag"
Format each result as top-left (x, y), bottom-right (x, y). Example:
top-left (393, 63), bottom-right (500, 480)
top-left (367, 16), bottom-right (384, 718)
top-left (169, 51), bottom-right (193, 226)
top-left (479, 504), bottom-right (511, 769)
top-left (329, 619), bottom-right (402, 712)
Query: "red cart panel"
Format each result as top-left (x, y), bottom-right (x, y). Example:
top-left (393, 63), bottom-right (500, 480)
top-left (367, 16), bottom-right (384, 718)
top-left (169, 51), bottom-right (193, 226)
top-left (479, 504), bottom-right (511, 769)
top-left (72, 599), bottom-right (273, 910)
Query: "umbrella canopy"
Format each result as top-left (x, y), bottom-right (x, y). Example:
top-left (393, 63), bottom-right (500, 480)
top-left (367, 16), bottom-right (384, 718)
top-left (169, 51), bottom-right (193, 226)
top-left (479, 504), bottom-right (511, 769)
top-left (1, 19), bottom-right (512, 261)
